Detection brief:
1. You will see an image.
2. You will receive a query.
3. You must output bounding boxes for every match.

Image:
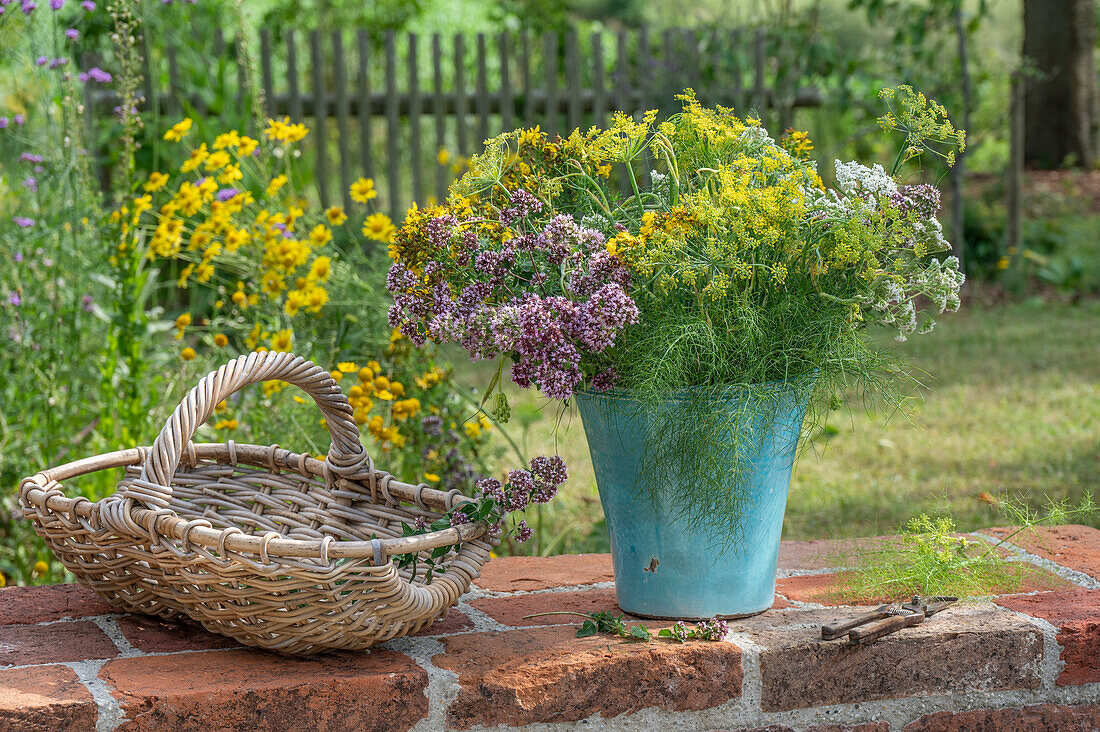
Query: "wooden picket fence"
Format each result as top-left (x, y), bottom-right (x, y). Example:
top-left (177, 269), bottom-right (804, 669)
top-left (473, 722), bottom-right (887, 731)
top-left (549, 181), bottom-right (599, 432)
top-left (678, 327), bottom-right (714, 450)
top-left (96, 25), bottom-right (824, 219)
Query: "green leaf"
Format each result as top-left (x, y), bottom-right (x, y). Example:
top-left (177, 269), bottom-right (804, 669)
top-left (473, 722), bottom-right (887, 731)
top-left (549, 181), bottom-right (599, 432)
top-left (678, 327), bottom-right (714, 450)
top-left (576, 621), bottom-right (598, 638)
top-left (628, 625), bottom-right (651, 641)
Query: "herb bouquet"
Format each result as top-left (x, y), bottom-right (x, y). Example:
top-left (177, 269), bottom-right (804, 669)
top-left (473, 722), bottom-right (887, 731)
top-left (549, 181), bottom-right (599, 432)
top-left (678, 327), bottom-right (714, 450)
top-left (387, 88), bottom-right (965, 618)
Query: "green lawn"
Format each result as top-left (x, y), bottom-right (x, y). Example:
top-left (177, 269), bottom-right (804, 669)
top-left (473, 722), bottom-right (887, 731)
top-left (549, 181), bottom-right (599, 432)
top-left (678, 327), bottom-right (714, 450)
top-left (459, 299), bottom-right (1100, 554)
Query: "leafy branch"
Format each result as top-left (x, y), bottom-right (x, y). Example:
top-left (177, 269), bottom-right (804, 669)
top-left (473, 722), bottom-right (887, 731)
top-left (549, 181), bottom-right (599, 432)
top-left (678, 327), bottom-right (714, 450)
top-left (523, 610), bottom-right (730, 643)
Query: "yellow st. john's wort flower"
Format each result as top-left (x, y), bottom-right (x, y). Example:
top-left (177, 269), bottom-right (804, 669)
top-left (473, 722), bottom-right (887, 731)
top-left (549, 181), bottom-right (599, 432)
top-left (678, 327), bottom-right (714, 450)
top-left (325, 206), bottom-right (348, 226)
top-left (264, 117), bottom-right (309, 143)
top-left (363, 213), bottom-right (396, 242)
top-left (144, 171), bottom-right (169, 192)
top-left (350, 177), bottom-right (378, 203)
top-left (213, 130), bottom-right (241, 150)
top-left (266, 175), bottom-right (288, 197)
top-left (270, 328), bottom-right (293, 352)
top-left (180, 347), bottom-right (196, 361)
top-left (309, 224), bottom-right (333, 246)
top-left (181, 143), bottom-right (208, 173)
top-left (163, 117), bottom-right (193, 142)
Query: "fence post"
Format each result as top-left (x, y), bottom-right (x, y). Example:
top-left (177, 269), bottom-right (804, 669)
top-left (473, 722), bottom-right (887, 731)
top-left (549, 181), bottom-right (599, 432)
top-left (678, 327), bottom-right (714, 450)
top-left (520, 30), bottom-right (533, 124)
top-left (309, 30), bottom-right (329, 208)
top-left (453, 34), bottom-right (468, 157)
top-left (333, 31), bottom-right (352, 210)
top-left (384, 30), bottom-right (400, 220)
top-left (356, 30), bottom-right (373, 182)
top-left (433, 33), bottom-right (447, 202)
top-left (499, 32), bottom-right (513, 132)
top-left (476, 33), bottom-right (489, 146)
top-left (592, 32), bottom-right (606, 129)
top-left (260, 29), bottom-right (274, 119)
top-left (544, 31), bottom-right (558, 136)
top-left (408, 33), bottom-right (423, 207)
top-left (565, 29), bottom-right (581, 133)
top-left (286, 30), bottom-right (302, 121)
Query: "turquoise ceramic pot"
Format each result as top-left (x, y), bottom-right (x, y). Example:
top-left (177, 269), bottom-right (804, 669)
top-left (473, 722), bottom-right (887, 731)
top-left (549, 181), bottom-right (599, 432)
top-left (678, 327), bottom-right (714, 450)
top-left (575, 383), bottom-right (810, 619)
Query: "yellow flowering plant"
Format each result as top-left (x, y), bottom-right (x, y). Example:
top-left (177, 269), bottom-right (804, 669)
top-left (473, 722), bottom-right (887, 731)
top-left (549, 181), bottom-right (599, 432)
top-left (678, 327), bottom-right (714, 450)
top-left (116, 117), bottom-right (496, 496)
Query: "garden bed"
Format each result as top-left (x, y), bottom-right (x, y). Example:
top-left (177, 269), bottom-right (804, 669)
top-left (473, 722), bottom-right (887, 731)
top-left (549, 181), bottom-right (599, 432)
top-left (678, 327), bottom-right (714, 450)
top-left (2, 525), bottom-right (1099, 731)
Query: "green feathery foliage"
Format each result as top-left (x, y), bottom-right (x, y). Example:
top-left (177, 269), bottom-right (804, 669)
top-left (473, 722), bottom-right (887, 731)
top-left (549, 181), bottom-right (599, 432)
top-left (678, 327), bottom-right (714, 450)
top-left (832, 493), bottom-right (1099, 601)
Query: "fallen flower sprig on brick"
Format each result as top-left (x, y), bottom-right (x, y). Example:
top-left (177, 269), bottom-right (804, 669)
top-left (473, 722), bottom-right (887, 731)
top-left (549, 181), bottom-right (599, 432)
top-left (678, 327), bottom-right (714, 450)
top-left (523, 610), bottom-right (729, 642)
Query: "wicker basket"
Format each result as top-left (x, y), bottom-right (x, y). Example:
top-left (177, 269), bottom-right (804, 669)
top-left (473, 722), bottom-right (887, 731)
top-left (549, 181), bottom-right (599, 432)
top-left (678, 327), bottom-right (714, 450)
top-left (19, 351), bottom-right (495, 654)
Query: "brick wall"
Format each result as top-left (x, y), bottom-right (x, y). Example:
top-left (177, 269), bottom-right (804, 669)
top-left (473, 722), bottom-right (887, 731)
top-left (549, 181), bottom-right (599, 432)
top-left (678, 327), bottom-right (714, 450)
top-left (2, 525), bottom-right (1099, 731)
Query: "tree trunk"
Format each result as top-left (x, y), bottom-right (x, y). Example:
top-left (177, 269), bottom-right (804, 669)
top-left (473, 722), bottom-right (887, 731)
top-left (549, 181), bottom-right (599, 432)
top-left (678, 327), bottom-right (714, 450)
top-left (1023, 0), bottom-right (1097, 168)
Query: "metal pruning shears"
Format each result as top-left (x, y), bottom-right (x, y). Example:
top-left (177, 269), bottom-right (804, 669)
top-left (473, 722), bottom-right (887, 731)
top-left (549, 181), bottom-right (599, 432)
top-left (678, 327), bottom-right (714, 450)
top-left (820, 596), bottom-right (958, 645)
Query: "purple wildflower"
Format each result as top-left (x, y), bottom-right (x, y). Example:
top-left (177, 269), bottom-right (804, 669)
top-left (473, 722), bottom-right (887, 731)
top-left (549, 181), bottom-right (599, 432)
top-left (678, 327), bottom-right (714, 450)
top-left (671, 621), bottom-right (689, 643)
top-left (78, 67), bottom-right (111, 83)
top-left (448, 510), bottom-right (469, 527)
top-left (36, 56), bottom-right (49, 66)
top-left (589, 367), bottom-right (620, 392)
top-left (529, 455), bottom-right (568, 504)
top-left (420, 415), bottom-right (443, 436)
top-left (215, 187), bottom-right (239, 202)
top-left (22, 177), bottom-right (36, 193)
top-left (49, 0), bottom-right (62, 8)
top-left (13, 216), bottom-right (34, 228)
top-left (503, 469), bottom-right (535, 513)
top-left (0, 117), bottom-right (7, 129)
top-left (49, 57), bottom-right (69, 69)
top-left (65, 28), bottom-right (79, 40)
top-left (13, 114), bottom-right (24, 126)
top-left (81, 294), bottom-right (94, 312)
top-left (513, 519), bottom-right (533, 543)
top-left (80, 0), bottom-right (93, 8)
top-left (14, 251), bottom-right (23, 263)
top-left (413, 515), bottom-right (428, 531)
top-left (696, 617), bottom-right (729, 641)
top-left (21, 0), bottom-right (35, 14)
top-left (7, 291), bottom-right (21, 306)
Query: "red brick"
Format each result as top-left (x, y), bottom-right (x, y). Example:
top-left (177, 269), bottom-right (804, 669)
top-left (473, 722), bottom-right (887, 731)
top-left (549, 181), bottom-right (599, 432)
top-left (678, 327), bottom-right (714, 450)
top-left (100, 648), bottom-right (427, 732)
top-left (410, 607), bottom-right (472, 636)
top-left (0, 584), bottom-right (113, 625)
top-left (471, 587), bottom-right (791, 626)
top-left (474, 553), bottom-right (614, 592)
top-left (116, 616), bottom-right (239, 653)
top-left (0, 665), bottom-right (98, 732)
top-left (996, 588), bottom-right (1100, 685)
top-left (982, 524), bottom-right (1100, 580)
top-left (777, 567), bottom-right (1070, 606)
top-left (904, 703), bottom-right (1100, 731)
top-left (470, 588), bottom-right (632, 627)
top-left (433, 625), bottom-right (742, 728)
top-left (0, 621), bottom-right (117, 666)
top-left (735, 725), bottom-right (889, 732)
top-left (740, 604), bottom-right (1042, 712)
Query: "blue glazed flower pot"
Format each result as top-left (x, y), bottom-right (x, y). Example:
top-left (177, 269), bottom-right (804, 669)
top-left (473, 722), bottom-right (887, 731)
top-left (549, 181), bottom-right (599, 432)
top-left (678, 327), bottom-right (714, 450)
top-left (575, 383), bottom-right (810, 619)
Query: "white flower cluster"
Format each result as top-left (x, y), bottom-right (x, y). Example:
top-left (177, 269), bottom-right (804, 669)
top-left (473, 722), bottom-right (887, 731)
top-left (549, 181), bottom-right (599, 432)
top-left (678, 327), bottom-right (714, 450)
top-left (910, 217), bottom-right (951, 255)
top-left (866, 256), bottom-right (964, 341)
top-left (834, 160), bottom-right (898, 201)
top-left (581, 212), bottom-right (613, 234)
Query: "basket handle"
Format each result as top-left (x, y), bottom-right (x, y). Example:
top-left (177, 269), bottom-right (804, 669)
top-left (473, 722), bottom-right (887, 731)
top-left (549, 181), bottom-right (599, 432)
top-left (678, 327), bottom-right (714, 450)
top-left (120, 350), bottom-right (369, 510)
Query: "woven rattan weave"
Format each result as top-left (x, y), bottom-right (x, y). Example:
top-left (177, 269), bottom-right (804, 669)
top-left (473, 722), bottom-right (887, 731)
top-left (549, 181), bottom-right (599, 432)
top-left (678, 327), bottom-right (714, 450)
top-left (20, 351), bottom-right (495, 654)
